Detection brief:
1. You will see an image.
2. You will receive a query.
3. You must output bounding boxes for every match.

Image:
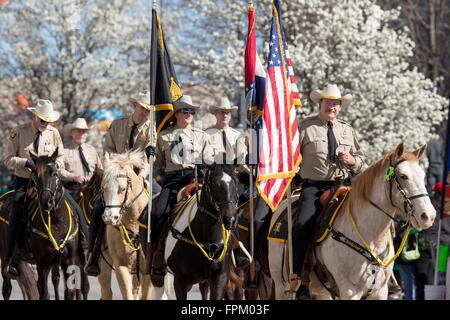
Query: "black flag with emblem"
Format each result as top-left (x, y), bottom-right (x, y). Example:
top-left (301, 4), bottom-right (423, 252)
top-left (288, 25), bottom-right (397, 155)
top-left (150, 7), bottom-right (182, 133)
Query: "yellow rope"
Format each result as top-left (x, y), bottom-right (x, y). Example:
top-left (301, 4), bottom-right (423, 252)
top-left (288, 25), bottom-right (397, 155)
top-left (187, 196), bottom-right (230, 262)
top-left (80, 196), bottom-right (91, 225)
top-left (118, 223), bottom-right (141, 252)
top-left (39, 200), bottom-right (74, 251)
top-left (347, 203), bottom-right (411, 267)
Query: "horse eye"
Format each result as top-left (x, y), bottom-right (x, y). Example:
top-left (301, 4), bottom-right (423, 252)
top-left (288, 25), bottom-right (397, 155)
top-left (400, 175), bottom-right (408, 180)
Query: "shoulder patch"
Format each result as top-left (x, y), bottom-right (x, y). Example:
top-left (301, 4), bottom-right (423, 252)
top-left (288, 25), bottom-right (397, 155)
top-left (9, 129), bottom-right (17, 141)
top-left (337, 119), bottom-right (351, 127)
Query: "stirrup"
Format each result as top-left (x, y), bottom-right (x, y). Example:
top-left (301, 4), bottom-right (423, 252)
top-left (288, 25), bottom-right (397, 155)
top-left (285, 273), bottom-right (301, 297)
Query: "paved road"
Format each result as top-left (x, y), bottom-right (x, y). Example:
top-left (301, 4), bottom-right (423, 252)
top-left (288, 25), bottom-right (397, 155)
top-left (1, 266), bottom-right (202, 300)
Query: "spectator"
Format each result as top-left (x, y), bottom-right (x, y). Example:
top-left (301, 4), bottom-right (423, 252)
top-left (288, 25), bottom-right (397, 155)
top-left (426, 138), bottom-right (444, 190)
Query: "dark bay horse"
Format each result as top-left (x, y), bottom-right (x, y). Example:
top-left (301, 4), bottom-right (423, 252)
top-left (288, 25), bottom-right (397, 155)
top-left (0, 191), bottom-right (39, 300)
top-left (163, 164), bottom-right (240, 300)
top-left (50, 168), bottom-right (102, 300)
top-left (25, 150), bottom-right (81, 299)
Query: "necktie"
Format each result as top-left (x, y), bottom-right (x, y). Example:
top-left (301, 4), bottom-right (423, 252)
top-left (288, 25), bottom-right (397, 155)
top-left (33, 131), bottom-right (41, 154)
top-left (327, 121), bottom-right (338, 164)
top-left (79, 146), bottom-right (91, 174)
top-left (222, 130), bottom-right (227, 164)
top-left (129, 123), bottom-right (138, 149)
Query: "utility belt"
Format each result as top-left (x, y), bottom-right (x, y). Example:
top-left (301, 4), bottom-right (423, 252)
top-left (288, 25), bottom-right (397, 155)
top-left (63, 181), bottom-right (83, 190)
top-left (166, 169), bottom-right (196, 177)
top-left (302, 177), bottom-right (351, 187)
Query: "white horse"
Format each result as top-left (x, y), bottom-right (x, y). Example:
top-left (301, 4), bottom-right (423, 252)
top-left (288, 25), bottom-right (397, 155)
top-left (97, 151), bottom-right (155, 300)
top-left (269, 143), bottom-right (436, 300)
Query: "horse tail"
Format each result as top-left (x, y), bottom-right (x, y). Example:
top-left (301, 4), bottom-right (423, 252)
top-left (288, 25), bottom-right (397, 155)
top-left (17, 261), bottom-right (38, 300)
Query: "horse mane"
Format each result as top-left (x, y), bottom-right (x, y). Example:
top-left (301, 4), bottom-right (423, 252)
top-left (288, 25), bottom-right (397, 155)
top-left (348, 149), bottom-right (419, 207)
top-left (103, 150), bottom-right (144, 184)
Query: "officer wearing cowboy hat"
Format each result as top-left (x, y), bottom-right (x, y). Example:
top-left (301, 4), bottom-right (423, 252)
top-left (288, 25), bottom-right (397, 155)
top-left (60, 118), bottom-right (103, 199)
top-left (3, 99), bottom-right (65, 278)
top-left (291, 84), bottom-right (365, 299)
top-left (205, 97), bottom-right (241, 164)
top-left (58, 118), bottom-right (103, 244)
top-left (85, 90), bottom-right (160, 276)
top-left (148, 95), bottom-right (215, 277)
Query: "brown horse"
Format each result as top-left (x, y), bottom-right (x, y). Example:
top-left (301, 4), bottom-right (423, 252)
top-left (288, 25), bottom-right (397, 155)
top-left (49, 168), bottom-right (102, 300)
top-left (25, 150), bottom-right (81, 299)
top-left (0, 191), bottom-right (39, 300)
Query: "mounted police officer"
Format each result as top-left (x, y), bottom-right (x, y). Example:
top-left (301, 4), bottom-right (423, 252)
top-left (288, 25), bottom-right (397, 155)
top-left (205, 97), bottom-right (240, 164)
top-left (205, 97), bottom-right (253, 269)
top-left (85, 90), bottom-right (158, 276)
top-left (3, 99), bottom-right (64, 278)
top-left (149, 95), bottom-right (215, 276)
top-left (291, 84), bottom-right (365, 299)
top-left (59, 118), bottom-right (103, 242)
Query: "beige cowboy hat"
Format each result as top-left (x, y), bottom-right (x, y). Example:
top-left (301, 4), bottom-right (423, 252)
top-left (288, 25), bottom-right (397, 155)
top-left (173, 95), bottom-right (200, 111)
top-left (129, 90), bottom-right (151, 110)
top-left (64, 118), bottom-right (90, 135)
top-left (27, 99), bottom-right (60, 122)
top-left (310, 84), bottom-right (352, 107)
top-left (210, 97), bottom-right (238, 113)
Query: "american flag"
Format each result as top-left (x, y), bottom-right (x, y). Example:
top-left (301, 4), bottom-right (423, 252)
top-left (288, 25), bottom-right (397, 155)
top-left (256, 0), bottom-right (302, 211)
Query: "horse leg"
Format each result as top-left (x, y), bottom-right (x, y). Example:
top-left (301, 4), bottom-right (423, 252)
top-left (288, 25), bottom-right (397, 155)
top-left (309, 270), bottom-right (333, 300)
top-left (2, 276), bottom-right (12, 300)
top-left (139, 274), bottom-right (153, 300)
top-left (17, 262), bottom-right (39, 300)
top-left (115, 265), bottom-right (135, 300)
top-left (51, 266), bottom-right (61, 300)
top-left (208, 270), bottom-right (228, 300)
top-left (80, 268), bottom-right (90, 300)
top-left (98, 255), bottom-right (113, 300)
top-left (199, 281), bottom-right (209, 300)
top-left (37, 265), bottom-right (51, 300)
top-left (173, 275), bottom-right (189, 300)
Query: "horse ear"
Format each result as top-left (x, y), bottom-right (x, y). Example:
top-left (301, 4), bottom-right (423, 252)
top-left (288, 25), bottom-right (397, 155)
top-left (394, 142), bottom-right (404, 159)
top-left (50, 147), bottom-right (59, 161)
top-left (413, 144), bottom-right (427, 160)
top-left (29, 151), bottom-right (38, 163)
top-left (104, 152), bottom-right (110, 162)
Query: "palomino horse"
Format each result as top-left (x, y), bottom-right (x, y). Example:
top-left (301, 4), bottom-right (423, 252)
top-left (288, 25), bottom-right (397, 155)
top-left (269, 143), bottom-right (436, 300)
top-left (98, 151), bottom-right (153, 300)
top-left (163, 164), bottom-right (239, 300)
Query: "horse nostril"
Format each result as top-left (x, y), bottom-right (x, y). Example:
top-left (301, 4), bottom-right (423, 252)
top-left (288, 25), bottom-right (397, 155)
top-left (421, 212), bottom-right (429, 222)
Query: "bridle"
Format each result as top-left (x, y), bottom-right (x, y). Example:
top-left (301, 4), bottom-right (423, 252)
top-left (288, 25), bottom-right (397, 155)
top-left (370, 158), bottom-right (430, 227)
top-left (33, 164), bottom-right (64, 211)
top-left (103, 174), bottom-right (145, 216)
top-left (196, 167), bottom-right (238, 223)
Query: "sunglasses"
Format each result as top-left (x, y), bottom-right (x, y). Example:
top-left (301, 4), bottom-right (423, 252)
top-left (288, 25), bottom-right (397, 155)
top-left (180, 109), bottom-right (196, 115)
top-left (38, 118), bottom-right (50, 124)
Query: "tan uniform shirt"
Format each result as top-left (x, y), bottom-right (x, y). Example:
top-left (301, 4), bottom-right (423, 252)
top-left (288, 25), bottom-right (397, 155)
top-left (4, 123), bottom-right (65, 179)
top-left (299, 115), bottom-right (365, 181)
top-left (205, 125), bottom-right (241, 164)
top-left (155, 125), bottom-right (215, 173)
top-left (103, 116), bottom-right (151, 177)
top-left (59, 142), bottom-right (103, 182)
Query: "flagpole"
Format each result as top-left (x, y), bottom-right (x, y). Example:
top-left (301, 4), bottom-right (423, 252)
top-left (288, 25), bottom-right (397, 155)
top-left (247, 0), bottom-right (255, 284)
top-left (146, 0), bottom-right (158, 272)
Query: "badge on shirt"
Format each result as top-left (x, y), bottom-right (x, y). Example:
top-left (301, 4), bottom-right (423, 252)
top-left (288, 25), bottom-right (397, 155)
top-left (9, 129), bottom-right (17, 141)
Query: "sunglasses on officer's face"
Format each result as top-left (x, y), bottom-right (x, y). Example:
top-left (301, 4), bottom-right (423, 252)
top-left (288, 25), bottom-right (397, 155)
top-left (180, 109), bottom-right (196, 115)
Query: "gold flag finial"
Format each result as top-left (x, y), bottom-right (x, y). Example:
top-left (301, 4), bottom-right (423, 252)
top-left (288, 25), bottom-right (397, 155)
top-left (248, 0), bottom-right (253, 6)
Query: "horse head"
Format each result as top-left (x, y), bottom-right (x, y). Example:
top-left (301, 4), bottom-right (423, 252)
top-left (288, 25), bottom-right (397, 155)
top-left (387, 143), bottom-right (436, 229)
top-left (101, 151), bottom-right (145, 226)
top-left (31, 148), bottom-right (61, 212)
top-left (203, 164), bottom-right (239, 230)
